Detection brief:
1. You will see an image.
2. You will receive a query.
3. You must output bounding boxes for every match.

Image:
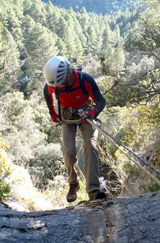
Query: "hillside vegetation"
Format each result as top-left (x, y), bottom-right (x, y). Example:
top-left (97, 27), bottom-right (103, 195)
top-left (42, 0), bottom-right (144, 15)
top-left (0, 0), bottom-right (160, 206)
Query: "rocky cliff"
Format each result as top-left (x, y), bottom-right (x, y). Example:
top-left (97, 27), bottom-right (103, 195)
top-left (0, 190), bottom-right (160, 243)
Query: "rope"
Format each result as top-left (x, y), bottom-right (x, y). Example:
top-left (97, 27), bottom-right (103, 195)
top-left (87, 119), bottom-right (160, 186)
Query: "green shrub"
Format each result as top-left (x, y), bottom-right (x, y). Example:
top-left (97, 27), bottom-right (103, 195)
top-left (29, 143), bottom-right (65, 188)
top-left (0, 138), bottom-right (11, 201)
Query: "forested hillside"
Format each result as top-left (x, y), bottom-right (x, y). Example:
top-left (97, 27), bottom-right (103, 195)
top-left (0, 0), bottom-right (160, 207)
top-left (0, 0), bottom-right (144, 96)
top-left (42, 0), bottom-right (144, 15)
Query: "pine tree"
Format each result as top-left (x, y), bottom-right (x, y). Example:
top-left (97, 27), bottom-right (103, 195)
top-left (90, 16), bottom-right (103, 54)
top-left (86, 25), bottom-right (98, 55)
top-left (56, 37), bottom-right (68, 57)
top-left (6, 8), bottom-right (23, 47)
top-left (22, 15), bottom-right (36, 39)
top-left (113, 24), bottom-right (121, 44)
top-left (23, 0), bottom-right (33, 15)
top-left (78, 7), bottom-right (90, 31)
top-left (56, 16), bottom-right (68, 38)
top-left (103, 23), bottom-right (112, 47)
top-left (62, 25), bottom-right (77, 62)
top-left (45, 2), bottom-right (60, 33)
top-left (74, 37), bottom-right (84, 64)
top-left (113, 45), bottom-right (125, 73)
top-left (0, 27), bottom-right (20, 94)
top-left (71, 12), bottom-right (87, 55)
top-left (23, 23), bottom-right (58, 94)
top-left (103, 44), bottom-right (115, 74)
top-left (27, 0), bottom-right (46, 25)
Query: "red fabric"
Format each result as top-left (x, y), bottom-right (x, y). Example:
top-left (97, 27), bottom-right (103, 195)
top-left (82, 108), bottom-right (98, 124)
top-left (48, 70), bottom-right (93, 108)
top-left (86, 109), bottom-right (97, 119)
top-left (50, 112), bottom-right (60, 123)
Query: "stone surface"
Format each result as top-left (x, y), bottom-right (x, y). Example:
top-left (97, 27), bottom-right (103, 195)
top-left (0, 190), bottom-right (160, 243)
top-left (105, 190), bottom-right (160, 243)
top-left (0, 204), bottom-right (107, 243)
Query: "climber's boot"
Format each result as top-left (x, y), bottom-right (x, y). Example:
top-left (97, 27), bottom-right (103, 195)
top-left (89, 190), bottom-right (107, 200)
top-left (67, 182), bottom-right (80, 202)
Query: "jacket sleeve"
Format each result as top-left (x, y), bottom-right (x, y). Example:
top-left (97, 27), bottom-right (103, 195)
top-left (83, 73), bottom-right (106, 115)
top-left (43, 84), bottom-right (58, 115)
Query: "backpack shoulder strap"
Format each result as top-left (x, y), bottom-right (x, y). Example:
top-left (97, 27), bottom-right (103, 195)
top-left (55, 87), bottom-right (59, 100)
top-left (55, 87), bottom-right (61, 120)
top-left (77, 71), bottom-right (89, 97)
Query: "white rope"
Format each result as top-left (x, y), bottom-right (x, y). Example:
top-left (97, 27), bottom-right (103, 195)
top-left (87, 119), bottom-right (160, 186)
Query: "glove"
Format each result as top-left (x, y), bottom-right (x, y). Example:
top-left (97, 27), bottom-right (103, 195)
top-left (50, 112), bottom-right (60, 123)
top-left (82, 109), bottom-right (98, 124)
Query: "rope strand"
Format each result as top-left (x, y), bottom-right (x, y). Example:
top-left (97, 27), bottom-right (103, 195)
top-left (87, 119), bottom-right (160, 186)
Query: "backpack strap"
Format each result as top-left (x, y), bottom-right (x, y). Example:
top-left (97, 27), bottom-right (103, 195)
top-left (77, 71), bottom-right (89, 97)
top-left (55, 87), bottom-right (61, 120)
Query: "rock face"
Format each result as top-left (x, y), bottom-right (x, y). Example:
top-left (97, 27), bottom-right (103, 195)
top-left (0, 190), bottom-right (160, 243)
top-left (105, 190), bottom-right (160, 243)
top-left (0, 204), bottom-right (107, 243)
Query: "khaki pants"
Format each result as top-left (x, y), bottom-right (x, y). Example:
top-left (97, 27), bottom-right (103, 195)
top-left (61, 122), bottom-right (100, 192)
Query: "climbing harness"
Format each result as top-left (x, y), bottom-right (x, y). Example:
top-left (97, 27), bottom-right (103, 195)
top-left (77, 109), bottom-right (160, 186)
top-left (60, 106), bottom-right (82, 124)
top-left (57, 104), bottom-right (93, 125)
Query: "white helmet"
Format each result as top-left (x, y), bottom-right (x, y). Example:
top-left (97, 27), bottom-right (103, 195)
top-left (43, 56), bottom-right (71, 87)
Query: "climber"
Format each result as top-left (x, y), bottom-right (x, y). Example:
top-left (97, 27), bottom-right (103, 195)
top-left (43, 56), bottom-right (107, 202)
